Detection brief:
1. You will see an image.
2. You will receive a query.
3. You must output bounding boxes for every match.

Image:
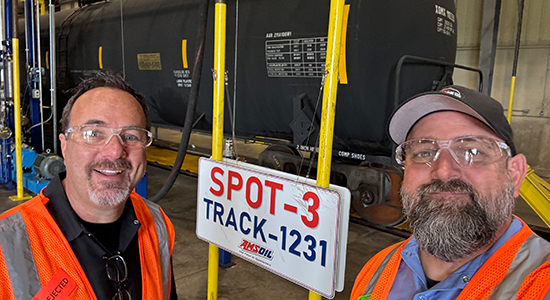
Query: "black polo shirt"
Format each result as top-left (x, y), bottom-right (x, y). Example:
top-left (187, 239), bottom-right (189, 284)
top-left (43, 173), bottom-right (177, 299)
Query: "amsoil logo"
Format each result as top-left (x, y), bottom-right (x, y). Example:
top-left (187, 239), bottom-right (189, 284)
top-left (239, 239), bottom-right (274, 261)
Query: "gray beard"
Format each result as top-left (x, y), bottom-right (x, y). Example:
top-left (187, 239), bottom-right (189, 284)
top-left (88, 178), bottom-right (131, 206)
top-left (401, 178), bottom-right (515, 262)
top-left (87, 159), bottom-right (132, 206)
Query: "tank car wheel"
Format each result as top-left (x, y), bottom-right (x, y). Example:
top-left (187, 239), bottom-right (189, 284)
top-left (352, 163), bottom-right (405, 227)
top-left (258, 144), bottom-right (302, 174)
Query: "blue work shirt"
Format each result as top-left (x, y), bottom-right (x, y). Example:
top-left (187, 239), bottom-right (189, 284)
top-left (387, 217), bottom-right (523, 300)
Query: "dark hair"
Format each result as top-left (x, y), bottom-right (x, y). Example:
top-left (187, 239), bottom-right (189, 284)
top-left (60, 70), bottom-right (150, 132)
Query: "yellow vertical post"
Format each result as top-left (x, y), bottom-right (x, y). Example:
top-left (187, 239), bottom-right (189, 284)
top-left (9, 0), bottom-right (32, 201)
top-left (507, 76), bottom-right (515, 123)
top-left (311, 0), bottom-right (346, 299)
top-left (209, 1), bottom-right (226, 300)
top-left (39, 0), bottom-right (45, 15)
top-left (11, 40), bottom-right (25, 199)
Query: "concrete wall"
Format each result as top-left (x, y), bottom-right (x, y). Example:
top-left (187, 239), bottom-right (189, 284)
top-left (453, 0), bottom-right (550, 176)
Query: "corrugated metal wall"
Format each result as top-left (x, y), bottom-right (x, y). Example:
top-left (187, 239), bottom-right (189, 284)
top-left (454, 0), bottom-right (550, 176)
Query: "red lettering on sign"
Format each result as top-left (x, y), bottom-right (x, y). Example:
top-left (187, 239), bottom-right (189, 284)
top-left (246, 176), bottom-right (263, 209)
top-left (265, 180), bottom-right (283, 215)
top-left (253, 244), bottom-right (261, 253)
top-left (228, 171), bottom-right (243, 200)
top-left (301, 191), bottom-right (320, 228)
top-left (210, 167), bottom-right (224, 196)
top-left (284, 204), bottom-right (298, 213)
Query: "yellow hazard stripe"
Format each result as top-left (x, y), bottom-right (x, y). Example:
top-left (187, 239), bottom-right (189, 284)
top-left (182, 39), bottom-right (189, 69)
top-left (98, 46), bottom-right (103, 69)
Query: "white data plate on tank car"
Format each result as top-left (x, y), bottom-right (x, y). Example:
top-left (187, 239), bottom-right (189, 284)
top-left (196, 158), bottom-right (350, 298)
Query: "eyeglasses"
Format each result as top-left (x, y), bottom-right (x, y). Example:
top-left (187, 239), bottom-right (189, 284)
top-left (395, 135), bottom-right (511, 168)
top-left (65, 124), bottom-right (153, 147)
top-left (105, 254), bottom-right (131, 300)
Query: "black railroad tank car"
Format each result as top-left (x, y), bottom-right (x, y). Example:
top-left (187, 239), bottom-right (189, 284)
top-left (41, 0), bottom-right (457, 225)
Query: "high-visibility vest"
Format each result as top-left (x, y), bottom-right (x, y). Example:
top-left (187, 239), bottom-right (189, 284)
top-left (0, 191), bottom-right (175, 300)
top-left (350, 218), bottom-right (550, 300)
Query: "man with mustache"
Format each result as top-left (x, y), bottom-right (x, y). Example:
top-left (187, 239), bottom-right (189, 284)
top-left (0, 71), bottom-right (177, 299)
top-left (350, 86), bottom-right (550, 300)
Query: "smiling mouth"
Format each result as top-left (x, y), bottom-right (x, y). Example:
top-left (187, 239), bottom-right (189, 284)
top-left (94, 169), bottom-right (124, 175)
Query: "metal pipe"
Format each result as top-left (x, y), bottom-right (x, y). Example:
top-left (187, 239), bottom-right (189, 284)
top-left (4, 0), bottom-right (13, 101)
top-left (316, 0), bottom-right (345, 188)
top-left (24, 0), bottom-right (31, 71)
top-left (49, 0), bottom-right (57, 153)
top-left (119, 0), bottom-right (126, 78)
top-left (35, 0), bottom-right (44, 151)
top-left (4, 59), bottom-right (13, 100)
top-left (209, 1), bottom-right (227, 299)
top-left (312, 0), bottom-right (345, 299)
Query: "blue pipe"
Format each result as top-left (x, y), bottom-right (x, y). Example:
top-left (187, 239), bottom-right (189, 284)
top-left (1, 0), bottom-right (14, 187)
top-left (4, 0), bottom-right (13, 44)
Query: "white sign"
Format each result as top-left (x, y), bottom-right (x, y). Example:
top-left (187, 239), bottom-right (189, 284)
top-left (196, 158), bottom-right (350, 298)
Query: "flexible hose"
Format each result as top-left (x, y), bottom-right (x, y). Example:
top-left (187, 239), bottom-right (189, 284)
top-left (149, 0), bottom-right (210, 202)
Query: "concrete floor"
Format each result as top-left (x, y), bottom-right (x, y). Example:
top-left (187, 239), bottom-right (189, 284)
top-left (0, 161), bottom-right (547, 299)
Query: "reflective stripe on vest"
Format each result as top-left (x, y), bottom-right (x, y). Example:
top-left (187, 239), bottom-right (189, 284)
top-left (362, 245), bottom-right (402, 297)
top-left (144, 200), bottom-right (171, 299)
top-left (0, 211), bottom-right (41, 300)
top-left (486, 234), bottom-right (550, 299)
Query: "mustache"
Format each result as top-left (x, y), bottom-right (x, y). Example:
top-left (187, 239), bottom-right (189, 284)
top-left (87, 159), bottom-right (131, 178)
top-left (89, 159), bottom-right (131, 170)
top-left (417, 179), bottom-right (476, 196)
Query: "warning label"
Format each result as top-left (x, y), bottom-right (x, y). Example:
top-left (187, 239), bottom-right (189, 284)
top-left (435, 4), bottom-right (456, 37)
top-left (137, 53), bottom-right (162, 70)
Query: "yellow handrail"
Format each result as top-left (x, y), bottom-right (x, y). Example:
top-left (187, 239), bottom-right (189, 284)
top-left (208, 1), bottom-right (227, 300)
top-left (9, 1), bottom-right (31, 201)
top-left (311, 0), bottom-right (346, 299)
top-left (520, 168), bottom-right (550, 228)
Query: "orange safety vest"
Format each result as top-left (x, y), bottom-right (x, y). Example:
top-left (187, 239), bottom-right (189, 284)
top-left (0, 191), bottom-right (175, 300)
top-left (350, 218), bottom-right (550, 300)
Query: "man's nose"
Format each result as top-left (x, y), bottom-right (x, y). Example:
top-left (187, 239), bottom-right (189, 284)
top-left (100, 134), bottom-right (126, 157)
top-left (430, 148), bottom-right (461, 181)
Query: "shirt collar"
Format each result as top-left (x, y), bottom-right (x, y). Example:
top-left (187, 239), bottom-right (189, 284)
top-left (400, 216), bottom-right (523, 290)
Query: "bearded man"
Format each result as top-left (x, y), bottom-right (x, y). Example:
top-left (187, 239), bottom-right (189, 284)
top-left (350, 86), bottom-right (550, 300)
top-left (0, 71), bottom-right (177, 300)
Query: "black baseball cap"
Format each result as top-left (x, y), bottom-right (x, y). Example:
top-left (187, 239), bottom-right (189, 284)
top-left (388, 85), bottom-right (516, 155)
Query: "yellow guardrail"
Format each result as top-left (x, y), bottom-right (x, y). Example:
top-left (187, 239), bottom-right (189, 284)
top-left (519, 168), bottom-right (550, 228)
top-left (208, 1), bottom-right (227, 300)
top-left (312, 0), bottom-right (346, 299)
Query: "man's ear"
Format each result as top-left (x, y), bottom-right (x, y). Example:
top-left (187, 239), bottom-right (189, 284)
top-left (507, 153), bottom-right (527, 197)
top-left (59, 133), bottom-right (67, 157)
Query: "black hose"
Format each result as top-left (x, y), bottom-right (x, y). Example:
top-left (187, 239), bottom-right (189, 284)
top-left (149, 0), bottom-right (210, 202)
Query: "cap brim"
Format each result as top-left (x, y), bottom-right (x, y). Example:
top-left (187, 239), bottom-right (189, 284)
top-left (388, 94), bottom-right (491, 145)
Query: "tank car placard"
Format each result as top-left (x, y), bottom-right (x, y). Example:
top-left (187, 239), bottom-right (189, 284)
top-left (196, 158), bottom-right (350, 298)
top-left (265, 36), bottom-right (328, 78)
